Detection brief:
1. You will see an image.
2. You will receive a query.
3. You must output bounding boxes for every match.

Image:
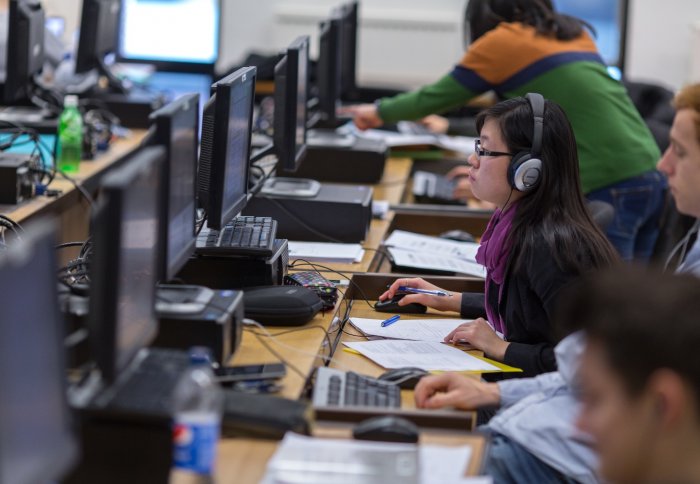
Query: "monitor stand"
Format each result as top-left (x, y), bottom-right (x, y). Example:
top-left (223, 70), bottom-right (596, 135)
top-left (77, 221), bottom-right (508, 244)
top-left (260, 177), bottom-right (321, 198)
top-left (155, 284), bottom-right (215, 317)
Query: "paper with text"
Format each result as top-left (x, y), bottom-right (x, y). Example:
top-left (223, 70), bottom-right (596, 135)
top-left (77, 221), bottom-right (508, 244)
top-left (288, 241), bottom-right (364, 263)
top-left (349, 317), bottom-right (471, 343)
top-left (387, 247), bottom-right (486, 278)
top-left (385, 230), bottom-right (480, 261)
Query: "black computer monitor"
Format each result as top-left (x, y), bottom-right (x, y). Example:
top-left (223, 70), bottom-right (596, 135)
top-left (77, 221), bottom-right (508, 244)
top-left (316, 12), bottom-right (343, 126)
top-left (0, 221), bottom-right (79, 484)
top-left (75, 0), bottom-right (124, 91)
top-left (339, 2), bottom-right (358, 98)
top-left (2, 0), bottom-right (45, 104)
top-left (197, 66), bottom-right (256, 231)
top-left (88, 146), bottom-right (165, 383)
top-left (273, 36), bottom-right (309, 173)
top-left (147, 94), bottom-right (199, 281)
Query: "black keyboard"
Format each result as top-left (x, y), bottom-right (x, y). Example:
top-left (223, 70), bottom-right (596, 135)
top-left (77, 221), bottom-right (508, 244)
top-left (412, 170), bottom-right (463, 205)
top-left (197, 216), bottom-right (277, 257)
top-left (312, 367), bottom-right (401, 409)
top-left (95, 348), bottom-right (190, 415)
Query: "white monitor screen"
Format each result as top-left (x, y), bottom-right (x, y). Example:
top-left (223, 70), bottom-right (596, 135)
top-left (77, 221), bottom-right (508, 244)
top-left (118, 0), bottom-right (219, 65)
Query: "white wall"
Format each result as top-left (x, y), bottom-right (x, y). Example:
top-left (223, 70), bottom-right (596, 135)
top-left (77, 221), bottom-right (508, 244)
top-left (42, 0), bottom-right (700, 91)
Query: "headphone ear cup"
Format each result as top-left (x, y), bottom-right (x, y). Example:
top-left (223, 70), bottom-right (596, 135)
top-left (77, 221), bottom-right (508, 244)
top-left (509, 152), bottom-right (542, 191)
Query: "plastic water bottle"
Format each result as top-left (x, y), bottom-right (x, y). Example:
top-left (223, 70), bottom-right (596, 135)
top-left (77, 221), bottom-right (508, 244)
top-left (171, 347), bottom-right (223, 484)
top-left (56, 95), bottom-right (83, 173)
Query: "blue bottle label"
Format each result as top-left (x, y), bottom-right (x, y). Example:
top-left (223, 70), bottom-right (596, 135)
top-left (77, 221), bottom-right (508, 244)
top-left (173, 416), bottom-right (220, 474)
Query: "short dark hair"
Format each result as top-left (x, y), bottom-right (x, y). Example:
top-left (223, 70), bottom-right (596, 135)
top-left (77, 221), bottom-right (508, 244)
top-left (557, 267), bottom-right (700, 410)
top-left (475, 97), bottom-right (619, 274)
top-left (465, 0), bottom-right (595, 43)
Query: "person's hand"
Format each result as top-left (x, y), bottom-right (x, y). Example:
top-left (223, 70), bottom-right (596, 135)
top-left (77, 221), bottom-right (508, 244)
top-left (379, 277), bottom-right (461, 313)
top-left (444, 318), bottom-right (510, 360)
top-left (415, 373), bottom-right (500, 410)
top-left (420, 114), bottom-right (449, 134)
top-left (446, 165), bottom-right (474, 200)
top-left (339, 104), bottom-right (384, 130)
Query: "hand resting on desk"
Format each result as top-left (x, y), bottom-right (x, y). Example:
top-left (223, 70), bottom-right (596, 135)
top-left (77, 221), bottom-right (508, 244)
top-left (414, 373), bottom-right (500, 411)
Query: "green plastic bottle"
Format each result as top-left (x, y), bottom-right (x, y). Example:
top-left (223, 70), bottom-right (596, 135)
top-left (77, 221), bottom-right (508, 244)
top-left (56, 95), bottom-right (83, 173)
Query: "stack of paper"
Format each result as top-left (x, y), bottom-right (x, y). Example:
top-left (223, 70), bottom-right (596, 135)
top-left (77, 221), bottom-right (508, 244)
top-left (383, 230), bottom-right (485, 278)
top-left (349, 317), bottom-right (471, 343)
top-left (288, 241), bottom-right (365, 263)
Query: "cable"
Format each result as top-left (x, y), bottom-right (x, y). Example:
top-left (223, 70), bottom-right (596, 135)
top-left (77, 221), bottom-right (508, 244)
top-left (664, 219), bottom-right (700, 271)
top-left (55, 241), bottom-right (86, 250)
top-left (57, 170), bottom-right (95, 208)
top-left (288, 258), bottom-right (376, 308)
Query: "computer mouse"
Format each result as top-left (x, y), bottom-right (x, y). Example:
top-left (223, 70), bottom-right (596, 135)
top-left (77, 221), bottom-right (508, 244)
top-left (439, 229), bottom-right (476, 243)
top-left (374, 294), bottom-right (427, 314)
top-left (378, 367), bottom-right (430, 390)
top-left (352, 416), bottom-right (419, 444)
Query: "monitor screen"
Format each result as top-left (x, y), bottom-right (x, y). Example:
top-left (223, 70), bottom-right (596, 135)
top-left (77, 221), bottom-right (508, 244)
top-left (89, 146), bottom-right (164, 383)
top-left (273, 36), bottom-right (309, 173)
top-left (3, 0), bottom-right (45, 104)
top-left (339, 2), bottom-right (358, 98)
top-left (197, 66), bottom-right (256, 231)
top-left (118, 0), bottom-right (220, 71)
top-left (75, 0), bottom-right (121, 74)
top-left (0, 221), bottom-right (79, 484)
top-left (148, 93), bottom-right (199, 281)
top-left (316, 13), bottom-right (342, 125)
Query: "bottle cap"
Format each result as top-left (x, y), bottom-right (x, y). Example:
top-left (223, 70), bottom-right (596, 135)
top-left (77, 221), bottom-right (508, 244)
top-left (189, 346), bottom-right (213, 366)
top-left (64, 95), bottom-right (79, 108)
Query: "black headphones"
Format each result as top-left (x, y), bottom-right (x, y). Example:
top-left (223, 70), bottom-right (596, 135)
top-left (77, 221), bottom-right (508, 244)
top-left (507, 93), bottom-right (545, 192)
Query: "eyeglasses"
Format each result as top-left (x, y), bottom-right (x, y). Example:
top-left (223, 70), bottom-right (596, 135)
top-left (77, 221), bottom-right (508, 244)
top-left (474, 139), bottom-right (514, 160)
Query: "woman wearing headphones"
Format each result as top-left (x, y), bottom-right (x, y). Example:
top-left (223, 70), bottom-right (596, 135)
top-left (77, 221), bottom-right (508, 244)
top-left (347, 0), bottom-right (665, 261)
top-left (380, 94), bottom-right (619, 377)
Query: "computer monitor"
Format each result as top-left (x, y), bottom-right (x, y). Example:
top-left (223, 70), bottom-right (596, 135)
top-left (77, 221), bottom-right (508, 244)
top-left (118, 0), bottom-right (220, 74)
top-left (339, 2), bottom-right (359, 98)
top-left (273, 36), bottom-right (309, 173)
top-left (2, 0), bottom-right (45, 104)
top-left (316, 12), bottom-right (343, 126)
top-left (88, 146), bottom-right (165, 383)
top-left (147, 94), bottom-right (199, 281)
top-left (0, 220), bottom-right (79, 484)
top-left (75, 0), bottom-right (124, 91)
top-left (197, 66), bottom-right (256, 231)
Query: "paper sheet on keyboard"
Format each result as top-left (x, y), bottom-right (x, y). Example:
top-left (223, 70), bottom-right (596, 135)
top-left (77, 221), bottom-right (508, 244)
top-left (261, 432), bottom-right (487, 484)
top-left (385, 230), bottom-right (480, 261)
top-left (344, 340), bottom-right (500, 372)
top-left (387, 247), bottom-right (486, 278)
top-left (349, 317), bottom-right (471, 343)
top-left (288, 241), bottom-right (365, 263)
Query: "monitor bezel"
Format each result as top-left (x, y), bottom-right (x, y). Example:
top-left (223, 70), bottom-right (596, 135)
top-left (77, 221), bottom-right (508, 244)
top-left (3, 0), bottom-right (45, 104)
top-left (75, 0), bottom-right (121, 75)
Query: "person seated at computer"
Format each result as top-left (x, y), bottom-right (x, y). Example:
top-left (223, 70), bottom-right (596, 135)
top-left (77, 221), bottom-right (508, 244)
top-left (345, 0), bottom-right (665, 261)
top-left (656, 83), bottom-right (700, 275)
top-left (380, 95), bottom-right (619, 377)
top-left (414, 267), bottom-right (700, 483)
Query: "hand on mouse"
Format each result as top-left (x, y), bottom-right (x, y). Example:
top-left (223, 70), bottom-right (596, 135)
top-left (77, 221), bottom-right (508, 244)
top-left (380, 277), bottom-right (461, 313)
top-left (443, 318), bottom-right (510, 361)
top-left (414, 373), bottom-right (500, 410)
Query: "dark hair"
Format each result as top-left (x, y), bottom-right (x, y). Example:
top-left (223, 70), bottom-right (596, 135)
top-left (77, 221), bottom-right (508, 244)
top-left (475, 96), bottom-right (619, 274)
top-left (465, 0), bottom-right (595, 43)
top-left (556, 266), bottom-right (700, 411)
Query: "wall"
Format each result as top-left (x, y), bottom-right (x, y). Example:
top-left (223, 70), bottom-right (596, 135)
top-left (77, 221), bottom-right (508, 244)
top-left (42, 0), bottom-right (700, 91)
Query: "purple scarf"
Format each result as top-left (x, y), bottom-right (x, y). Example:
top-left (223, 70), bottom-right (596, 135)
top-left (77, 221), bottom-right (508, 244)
top-left (475, 202), bottom-right (519, 336)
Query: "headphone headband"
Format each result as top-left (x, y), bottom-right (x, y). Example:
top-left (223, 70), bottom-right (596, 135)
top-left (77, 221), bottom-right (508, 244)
top-left (525, 92), bottom-right (544, 157)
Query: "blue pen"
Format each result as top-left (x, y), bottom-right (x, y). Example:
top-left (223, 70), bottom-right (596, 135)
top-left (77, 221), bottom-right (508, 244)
top-left (398, 286), bottom-right (451, 297)
top-left (381, 315), bottom-right (401, 327)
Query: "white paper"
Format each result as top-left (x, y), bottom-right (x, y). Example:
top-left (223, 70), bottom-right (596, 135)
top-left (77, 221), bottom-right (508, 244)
top-left (261, 433), bottom-right (482, 484)
top-left (288, 241), bottom-right (365, 263)
top-left (388, 247), bottom-right (486, 278)
top-left (344, 340), bottom-right (500, 372)
top-left (349, 317), bottom-right (471, 343)
top-left (385, 230), bottom-right (480, 262)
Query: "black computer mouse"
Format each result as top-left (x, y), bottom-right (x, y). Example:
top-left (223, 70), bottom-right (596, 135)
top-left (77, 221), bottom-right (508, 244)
top-left (439, 229), bottom-right (476, 243)
top-left (352, 416), bottom-right (419, 444)
top-left (378, 367), bottom-right (430, 390)
top-left (374, 294), bottom-right (427, 314)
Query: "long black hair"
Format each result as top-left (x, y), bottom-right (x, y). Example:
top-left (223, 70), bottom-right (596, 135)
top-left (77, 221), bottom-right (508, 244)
top-left (475, 96), bottom-right (619, 274)
top-left (465, 0), bottom-right (595, 43)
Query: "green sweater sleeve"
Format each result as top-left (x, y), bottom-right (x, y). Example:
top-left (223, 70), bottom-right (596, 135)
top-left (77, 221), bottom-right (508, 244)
top-left (377, 74), bottom-right (475, 124)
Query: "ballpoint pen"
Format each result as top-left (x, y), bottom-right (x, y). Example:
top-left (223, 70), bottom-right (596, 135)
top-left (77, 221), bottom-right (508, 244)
top-left (380, 315), bottom-right (401, 327)
top-left (397, 286), bottom-right (451, 297)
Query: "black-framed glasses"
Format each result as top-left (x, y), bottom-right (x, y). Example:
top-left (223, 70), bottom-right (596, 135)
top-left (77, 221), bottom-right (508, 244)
top-left (474, 139), bottom-right (514, 160)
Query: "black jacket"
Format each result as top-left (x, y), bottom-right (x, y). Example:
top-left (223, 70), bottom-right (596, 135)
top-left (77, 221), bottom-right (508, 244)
top-left (460, 241), bottom-right (578, 377)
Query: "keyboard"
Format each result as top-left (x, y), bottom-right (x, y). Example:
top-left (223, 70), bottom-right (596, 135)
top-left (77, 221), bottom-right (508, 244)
top-left (412, 170), bottom-right (459, 204)
top-left (312, 367), bottom-right (401, 409)
top-left (95, 348), bottom-right (191, 415)
top-left (197, 216), bottom-right (277, 257)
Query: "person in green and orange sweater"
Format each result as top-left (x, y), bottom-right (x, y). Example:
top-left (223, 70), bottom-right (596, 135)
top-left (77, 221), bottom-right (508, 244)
top-left (346, 0), bottom-right (665, 262)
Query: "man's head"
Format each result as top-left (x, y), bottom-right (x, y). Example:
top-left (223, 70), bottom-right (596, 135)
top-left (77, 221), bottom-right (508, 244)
top-left (559, 267), bottom-right (700, 483)
top-left (657, 84), bottom-right (700, 218)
